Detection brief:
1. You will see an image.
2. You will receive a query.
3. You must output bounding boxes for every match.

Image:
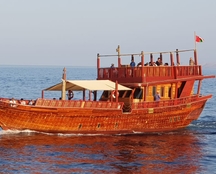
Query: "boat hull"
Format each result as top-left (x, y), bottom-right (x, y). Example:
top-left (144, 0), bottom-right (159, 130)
top-left (0, 96), bottom-right (210, 134)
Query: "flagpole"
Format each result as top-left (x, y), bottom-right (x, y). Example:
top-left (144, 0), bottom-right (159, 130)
top-left (194, 31), bottom-right (198, 65)
top-left (194, 31), bottom-right (197, 50)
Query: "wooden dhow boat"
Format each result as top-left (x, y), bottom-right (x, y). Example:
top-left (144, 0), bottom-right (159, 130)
top-left (0, 46), bottom-right (215, 134)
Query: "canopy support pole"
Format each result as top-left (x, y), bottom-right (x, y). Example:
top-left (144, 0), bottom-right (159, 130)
top-left (115, 81), bottom-right (118, 103)
top-left (61, 67), bottom-right (67, 100)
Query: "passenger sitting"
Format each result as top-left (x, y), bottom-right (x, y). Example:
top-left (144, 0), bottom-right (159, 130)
top-left (110, 63), bottom-right (117, 76)
top-left (156, 58), bottom-right (162, 66)
top-left (20, 98), bottom-right (26, 105)
top-left (144, 62), bottom-right (149, 66)
top-left (149, 62), bottom-right (153, 66)
top-left (137, 62), bottom-right (142, 67)
top-left (28, 100), bottom-right (33, 105)
top-left (9, 98), bottom-right (16, 107)
top-left (153, 62), bottom-right (157, 66)
top-left (189, 57), bottom-right (195, 65)
top-left (110, 63), bottom-right (115, 68)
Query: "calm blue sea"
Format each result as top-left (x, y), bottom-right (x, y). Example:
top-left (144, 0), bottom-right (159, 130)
top-left (0, 65), bottom-right (216, 174)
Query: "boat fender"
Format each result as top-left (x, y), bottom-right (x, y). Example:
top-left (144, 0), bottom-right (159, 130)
top-left (112, 90), bottom-right (119, 98)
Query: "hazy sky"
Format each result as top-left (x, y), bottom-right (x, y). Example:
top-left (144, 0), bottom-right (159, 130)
top-left (0, 0), bottom-right (216, 66)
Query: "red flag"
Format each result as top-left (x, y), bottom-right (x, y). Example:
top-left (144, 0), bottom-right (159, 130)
top-left (196, 35), bottom-right (203, 42)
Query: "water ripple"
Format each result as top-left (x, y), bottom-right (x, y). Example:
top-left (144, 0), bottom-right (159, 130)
top-left (0, 66), bottom-right (216, 173)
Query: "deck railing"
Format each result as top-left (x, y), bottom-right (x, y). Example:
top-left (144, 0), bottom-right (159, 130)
top-left (97, 47), bottom-right (201, 82)
top-left (1, 95), bottom-right (210, 111)
top-left (98, 65), bottom-right (202, 82)
top-left (34, 98), bottom-right (123, 110)
top-left (132, 94), bottom-right (208, 109)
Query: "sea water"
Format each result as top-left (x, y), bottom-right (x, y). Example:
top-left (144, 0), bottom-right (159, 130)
top-left (0, 65), bottom-right (216, 173)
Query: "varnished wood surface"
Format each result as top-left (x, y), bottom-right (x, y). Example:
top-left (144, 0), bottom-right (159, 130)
top-left (97, 66), bottom-right (204, 84)
top-left (0, 95), bottom-right (210, 134)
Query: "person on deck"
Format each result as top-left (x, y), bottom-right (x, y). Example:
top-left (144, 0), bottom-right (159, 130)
top-left (154, 92), bottom-right (161, 101)
top-left (110, 63), bottom-right (118, 76)
top-left (110, 63), bottom-right (115, 68)
top-left (189, 57), bottom-right (195, 66)
top-left (28, 100), bottom-right (33, 105)
top-left (130, 55), bottom-right (136, 67)
top-left (137, 62), bottom-right (142, 67)
top-left (9, 98), bottom-right (16, 107)
top-left (20, 98), bottom-right (26, 105)
top-left (156, 58), bottom-right (162, 66)
top-left (67, 90), bottom-right (74, 100)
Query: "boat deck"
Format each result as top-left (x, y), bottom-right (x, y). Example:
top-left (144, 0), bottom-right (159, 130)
top-left (97, 65), bottom-right (202, 83)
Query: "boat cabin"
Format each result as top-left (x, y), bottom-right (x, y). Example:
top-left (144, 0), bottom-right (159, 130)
top-left (39, 45), bottom-right (214, 113)
top-left (96, 45), bottom-right (213, 106)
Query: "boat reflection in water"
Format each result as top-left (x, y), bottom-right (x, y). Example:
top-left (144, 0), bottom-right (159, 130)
top-left (0, 130), bottom-right (203, 173)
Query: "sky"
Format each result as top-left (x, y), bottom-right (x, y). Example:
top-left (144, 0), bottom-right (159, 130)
top-left (0, 0), bottom-right (216, 67)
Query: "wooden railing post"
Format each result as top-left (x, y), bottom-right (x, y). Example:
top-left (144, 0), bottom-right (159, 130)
top-left (160, 53), bottom-right (163, 64)
top-left (175, 82), bottom-right (178, 99)
top-left (199, 65), bottom-right (202, 75)
top-left (170, 52), bottom-right (174, 66)
top-left (115, 81), bottom-right (118, 103)
top-left (97, 53), bottom-right (100, 79)
top-left (83, 89), bottom-right (86, 101)
top-left (144, 86), bottom-right (147, 102)
top-left (116, 45), bottom-right (121, 67)
top-left (94, 91), bottom-right (97, 101)
top-left (170, 84), bottom-right (173, 99)
top-left (197, 80), bottom-right (202, 95)
top-left (176, 49), bottom-right (180, 65)
top-left (194, 49), bottom-right (198, 65)
top-left (89, 90), bottom-right (92, 101)
top-left (42, 90), bottom-right (44, 98)
top-left (169, 52), bottom-right (174, 78)
top-left (150, 53), bottom-right (153, 65)
top-left (141, 51), bottom-right (145, 82)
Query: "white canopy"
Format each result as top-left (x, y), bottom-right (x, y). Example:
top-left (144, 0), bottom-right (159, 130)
top-left (44, 80), bottom-right (131, 91)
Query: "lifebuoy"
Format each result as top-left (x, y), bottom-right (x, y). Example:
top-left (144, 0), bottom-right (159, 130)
top-left (68, 90), bottom-right (74, 100)
top-left (111, 90), bottom-right (119, 98)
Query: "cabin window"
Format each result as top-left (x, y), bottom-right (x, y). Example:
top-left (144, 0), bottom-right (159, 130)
top-left (125, 90), bottom-right (132, 98)
top-left (168, 87), bottom-right (171, 98)
top-left (178, 82), bottom-right (186, 98)
top-left (118, 91), bottom-right (124, 98)
top-left (161, 86), bottom-right (165, 97)
top-left (152, 86), bottom-right (156, 95)
top-left (133, 88), bottom-right (143, 99)
top-left (101, 91), bottom-right (109, 98)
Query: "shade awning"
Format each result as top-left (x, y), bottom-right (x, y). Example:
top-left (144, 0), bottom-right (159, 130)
top-left (44, 80), bottom-right (131, 91)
